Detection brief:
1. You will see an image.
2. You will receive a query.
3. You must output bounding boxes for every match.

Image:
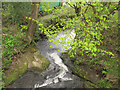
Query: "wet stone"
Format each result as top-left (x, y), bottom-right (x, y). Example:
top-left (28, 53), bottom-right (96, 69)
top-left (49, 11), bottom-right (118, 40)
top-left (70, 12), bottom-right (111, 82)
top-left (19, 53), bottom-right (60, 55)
top-left (53, 78), bottom-right (59, 83)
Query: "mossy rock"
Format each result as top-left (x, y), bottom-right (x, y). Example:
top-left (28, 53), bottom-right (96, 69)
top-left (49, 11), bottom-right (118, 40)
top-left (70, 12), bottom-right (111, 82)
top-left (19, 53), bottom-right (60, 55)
top-left (4, 46), bottom-right (50, 86)
top-left (28, 50), bottom-right (50, 71)
top-left (5, 62), bottom-right (28, 85)
top-left (73, 64), bottom-right (100, 83)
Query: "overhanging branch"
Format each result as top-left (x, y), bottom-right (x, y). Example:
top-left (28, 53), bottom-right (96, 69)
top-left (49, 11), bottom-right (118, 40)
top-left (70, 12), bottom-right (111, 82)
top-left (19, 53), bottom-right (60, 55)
top-left (66, 2), bottom-right (75, 8)
top-left (86, 3), bottom-right (96, 14)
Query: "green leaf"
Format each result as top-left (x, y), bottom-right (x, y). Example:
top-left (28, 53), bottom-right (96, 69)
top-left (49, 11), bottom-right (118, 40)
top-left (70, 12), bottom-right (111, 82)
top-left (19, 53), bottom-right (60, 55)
top-left (29, 17), bottom-right (31, 20)
top-left (102, 70), bottom-right (107, 74)
top-left (39, 24), bottom-right (43, 27)
top-left (58, 50), bottom-right (60, 52)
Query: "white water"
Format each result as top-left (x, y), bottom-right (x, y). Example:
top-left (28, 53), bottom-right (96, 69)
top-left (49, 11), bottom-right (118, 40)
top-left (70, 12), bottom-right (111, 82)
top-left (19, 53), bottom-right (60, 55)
top-left (34, 29), bottom-right (76, 88)
top-left (49, 52), bottom-right (68, 72)
top-left (52, 29), bottom-right (76, 51)
top-left (35, 53), bottom-right (72, 88)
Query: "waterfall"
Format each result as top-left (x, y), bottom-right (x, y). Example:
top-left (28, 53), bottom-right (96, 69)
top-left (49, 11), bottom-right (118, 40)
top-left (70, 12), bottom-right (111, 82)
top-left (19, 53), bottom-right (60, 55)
top-left (34, 52), bottom-right (72, 88)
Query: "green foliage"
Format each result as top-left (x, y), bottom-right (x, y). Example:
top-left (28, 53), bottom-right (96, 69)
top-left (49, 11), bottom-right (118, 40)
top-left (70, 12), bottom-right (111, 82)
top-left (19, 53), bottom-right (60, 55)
top-left (2, 2), bottom-right (31, 25)
top-left (20, 25), bottom-right (28, 32)
top-left (19, 2), bottom-right (119, 88)
top-left (46, 2), bottom-right (118, 88)
top-left (67, 2), bottom-right (118, 88)
top-left (0, 69), bottom-right (3, 89)
top-left (39, 2), bottom-right (60, 16)
top-left (96, 79), bottom-right (112, 88)
top-left (2, 25), bottom-right (29, 87)
top-left (2, 29), bottom-right (28, 69)
top-left (29, 2), bottom-right (117, 60)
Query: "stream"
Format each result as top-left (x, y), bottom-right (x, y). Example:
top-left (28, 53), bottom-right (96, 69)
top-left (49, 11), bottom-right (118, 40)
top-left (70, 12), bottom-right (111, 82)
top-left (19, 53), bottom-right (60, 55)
top-left (9, 29), bottom-right (85, 88)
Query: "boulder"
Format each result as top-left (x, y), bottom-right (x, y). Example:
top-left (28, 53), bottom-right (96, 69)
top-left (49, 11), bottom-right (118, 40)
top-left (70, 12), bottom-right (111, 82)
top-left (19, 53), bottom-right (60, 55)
top-left (5, 46), bottom-right (50, 86)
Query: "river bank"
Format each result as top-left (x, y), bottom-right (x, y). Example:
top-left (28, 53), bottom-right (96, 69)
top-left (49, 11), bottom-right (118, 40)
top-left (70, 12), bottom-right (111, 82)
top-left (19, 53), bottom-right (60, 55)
top-left (4, 45), bottom-right (49, 87)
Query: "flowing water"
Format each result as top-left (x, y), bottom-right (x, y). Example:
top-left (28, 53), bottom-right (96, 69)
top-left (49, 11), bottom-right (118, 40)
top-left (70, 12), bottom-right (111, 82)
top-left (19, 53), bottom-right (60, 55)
top-left (9, 29), bottom-right (84, 88)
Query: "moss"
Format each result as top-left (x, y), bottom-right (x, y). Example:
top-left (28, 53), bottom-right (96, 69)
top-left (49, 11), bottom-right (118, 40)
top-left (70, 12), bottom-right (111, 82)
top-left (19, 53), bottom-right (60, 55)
top-left (4, 46), bottom-right (50, 86)
top-left (84, 81), bottom-right (98, 88)
top-left (30, 56), bottom-right (49, 72)
top-left (5, 63), bottom-right (27, 85)
top-left (28, 46), bottom-right (38, 53)
top-left (30, 51), bottom-right (50, 72)
top-left (41, 59), bottom-right (50, 71)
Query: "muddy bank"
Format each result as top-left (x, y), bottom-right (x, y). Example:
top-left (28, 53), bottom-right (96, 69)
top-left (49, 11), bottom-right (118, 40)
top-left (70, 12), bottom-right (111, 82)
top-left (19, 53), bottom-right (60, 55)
top-left (4, 46), bottom-right (50, 87)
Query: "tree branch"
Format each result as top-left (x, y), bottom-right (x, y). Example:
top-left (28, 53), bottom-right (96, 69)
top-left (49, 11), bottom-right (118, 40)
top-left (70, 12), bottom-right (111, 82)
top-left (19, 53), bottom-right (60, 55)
top-left (84, 6), bottom-right (89, 13)
top-left (87, 3), bottom-right (96, 14)
top-left (108, 6), bottom-right (119, 16)
top-left (66, 2), bottom-right (75, 8)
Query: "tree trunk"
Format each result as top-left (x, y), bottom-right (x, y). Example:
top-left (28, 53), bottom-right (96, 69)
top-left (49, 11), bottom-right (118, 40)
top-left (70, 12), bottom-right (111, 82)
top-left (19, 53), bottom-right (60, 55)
top-left (27, 2), bottom-right (40, 44)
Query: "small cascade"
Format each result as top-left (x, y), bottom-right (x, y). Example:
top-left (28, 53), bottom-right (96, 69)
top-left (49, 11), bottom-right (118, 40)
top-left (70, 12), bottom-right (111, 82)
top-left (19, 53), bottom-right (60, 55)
top-left (8, 29), bottom-right (84, 88)
top-left (34, 29), bottom-right (76, 88)
top-left (34, 52), bottom-right (72, 88)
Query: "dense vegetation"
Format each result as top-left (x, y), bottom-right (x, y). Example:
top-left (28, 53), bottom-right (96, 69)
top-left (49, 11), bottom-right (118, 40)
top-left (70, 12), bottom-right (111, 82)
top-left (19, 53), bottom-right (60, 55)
top-left (1, 2), bottom-right (119, 88)
top-left (37, 2), bottom-right (119, 88)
